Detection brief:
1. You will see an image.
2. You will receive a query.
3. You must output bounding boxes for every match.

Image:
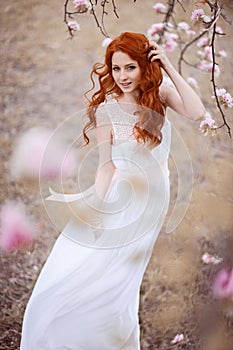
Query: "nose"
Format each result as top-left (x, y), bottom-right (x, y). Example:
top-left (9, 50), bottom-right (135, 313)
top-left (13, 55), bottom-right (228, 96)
top-left (119, 69), bottom-right (127, 81)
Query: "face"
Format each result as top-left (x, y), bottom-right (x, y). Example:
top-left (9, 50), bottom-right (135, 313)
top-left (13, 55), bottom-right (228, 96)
top-left (111, 51), bottom-right (142, 95)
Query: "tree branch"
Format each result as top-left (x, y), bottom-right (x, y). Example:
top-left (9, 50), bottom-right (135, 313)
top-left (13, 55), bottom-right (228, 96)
top-left (210, 2), bottom-right (231, 137)
top-left (158, 0), bottom-right (177, 44)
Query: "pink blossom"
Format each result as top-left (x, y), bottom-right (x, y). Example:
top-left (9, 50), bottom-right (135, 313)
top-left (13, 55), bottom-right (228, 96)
top-left (213, 268), bottom-right (233, 300)
top-left (0, 203), bottom-right (35, 252)
top-left (171, 334), bottom-right (184, 345)
top-left (197, 36), bottom-right (209, 47)
top-left (197, 61), bottom-right (220, 75)
top-left (10, 128), bottom-right (77, 181)
top-left (199, 117), bottom-right (217, 136)
top-left (164, 37), bottom-right (177, 52)
top-left (203, 46), bottom-right (212, 61)
top-left (73, 0), bottom-right (91, 10)
top-left (166, 32), bottom-right (178, 41)
top-left (187, 77), bottom-right (198, 89)
top-left (197, 46), bottom-right (213, 61)
top-left (153, 2), bottom-right (166, 13)
top-left (191, 8), bottom-right (205, 22)
top-left (215, 88), bottom-right (227, 97)
top-left (216, 26), bottom-right (224, 34)
top-left (187, 29), bottom-right (196, 36)
top-left (102, 37), bottom-right (112, 48)
top-left (197, 60), bottom-right (208, 71)
top-left (177, 21), bottom-right (190, 32)
top-left (201, 252), bottom-right (222, 265)
top-left (218, 50), bottom-right (227, 58)
top-left (147, 23), bottom-right (164, 38)
top-left (213, 63), bottom-right (220, 75)
top-left (68, 21), bottom-right (80, 33)
top-left (215, 88), bottom-right (233, 108)
top-left (163, 32), bottom-right (178, 52)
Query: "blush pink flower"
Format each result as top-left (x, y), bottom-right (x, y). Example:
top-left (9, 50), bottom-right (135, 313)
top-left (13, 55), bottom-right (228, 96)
top-left (153, 2), bottom-right (167, 13)
top-left (177, 21), bottom-right (190, 32)
top-left (164, 38), bottom-right (177, 52)
top-left (191, 8), bottom-right (205, 22)
top-left (218, 50), bottom-right (227, 58)
top-left (215, 88), bottom-right (233, 109)
top-left (197, 46), bottom-right (213, 62)
top-left (68, 21), bottom-right (80, 33)
top-left (199, 117), bottom-right (217, 136)
top-left (0, 203), bottom-right (35, 252)
top-left (73, 0), bottom-right (91, 10)
top-left (202, 252), bottom-right (222, 265)
top-left (197, 61), bottom-right (220, 75)
top-left (10, 128), bottom-right (77, 181)
top-left (163, 33), bottom-right (178, 52)
top-left (212, 268), bottom-right (233, 300)
top-left (171, 334), bottom-right (184, 344)
top-left (197, 36), bottom-right (209, 48)
top-left (203, 46), bottom-right (213, 61)
top-left (187, 29), bottom-right (196, 36)
top-left (216, 26), bottom-right (224, 34)
top-left (147, 23), bottom-right (164, 38)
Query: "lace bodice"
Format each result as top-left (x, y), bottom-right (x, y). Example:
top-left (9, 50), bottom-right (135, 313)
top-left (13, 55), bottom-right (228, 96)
top-left (98, 96), bottom-right (171, 173)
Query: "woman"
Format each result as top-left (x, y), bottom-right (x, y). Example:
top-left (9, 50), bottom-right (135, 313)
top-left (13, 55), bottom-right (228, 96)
top-left (20, 32), bottom-right (205, 349)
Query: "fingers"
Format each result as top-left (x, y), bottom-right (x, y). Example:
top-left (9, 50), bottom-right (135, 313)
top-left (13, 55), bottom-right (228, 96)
top-left (147, 41), bottom-right (170, 68)
top-left (147, 42), bottom-right (166, 64)
top-left (148, 46), bottom-right (160, 62)
top-left (148, 41), bottom-right (160, 61)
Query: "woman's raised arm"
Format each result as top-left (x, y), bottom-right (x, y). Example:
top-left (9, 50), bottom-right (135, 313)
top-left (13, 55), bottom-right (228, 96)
top-left (149, 42), bottom-right (206, 120)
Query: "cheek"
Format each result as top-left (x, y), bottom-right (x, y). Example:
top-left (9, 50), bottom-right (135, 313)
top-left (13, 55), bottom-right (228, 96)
top-left (111, 72), bottom-right (116, 82)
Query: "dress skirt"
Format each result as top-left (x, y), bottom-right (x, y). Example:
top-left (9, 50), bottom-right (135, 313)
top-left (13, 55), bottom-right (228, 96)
top-left (20, 162), bottom-right (170, 350)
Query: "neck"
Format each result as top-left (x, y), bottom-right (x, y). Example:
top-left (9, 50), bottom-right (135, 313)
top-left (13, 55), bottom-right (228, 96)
top-left (119, 91), bottom-right (139, 104)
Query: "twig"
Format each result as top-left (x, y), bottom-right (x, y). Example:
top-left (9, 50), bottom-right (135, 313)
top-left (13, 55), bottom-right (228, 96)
top-left (178, 6), bottom-right (221, 75)
top-left (112, 0), bottom-right (119, 18)
top-left (64, 0), bottom-right (124, 38)
top-left (101, 0), bottom-right (110, 37)
top-left (64, 0), bottom-right (74, 38)
top-left (177, 0), bottom-right (186, 12)
top-left (89, 0), bottom-right (109, 36)
top-left (210, 2), bottom-right (231, 137)
top-left (158, 0), bottom-right (177, 44)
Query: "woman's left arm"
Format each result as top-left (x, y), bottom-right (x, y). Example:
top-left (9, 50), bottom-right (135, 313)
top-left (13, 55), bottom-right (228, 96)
top-left (149, 42), bottom-right (206, 120)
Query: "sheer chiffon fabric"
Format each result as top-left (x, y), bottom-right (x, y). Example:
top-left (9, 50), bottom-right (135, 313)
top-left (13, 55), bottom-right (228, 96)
top-left (20, 96), bottom-right (171, 350)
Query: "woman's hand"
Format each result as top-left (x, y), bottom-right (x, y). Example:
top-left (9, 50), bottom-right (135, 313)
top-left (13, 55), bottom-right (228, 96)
top-left (148, 41), bottom-right (171, 70)
top-left (148, 42), bottom-right (206, 120)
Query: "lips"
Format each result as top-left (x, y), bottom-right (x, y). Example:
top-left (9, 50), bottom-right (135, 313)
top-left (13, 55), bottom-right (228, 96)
top-left (120, 82), bottom-right (132, 88)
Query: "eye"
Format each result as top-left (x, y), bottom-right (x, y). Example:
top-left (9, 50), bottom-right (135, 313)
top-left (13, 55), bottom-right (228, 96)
top-left (112, 66), bottom-right (120, 71)
top-left (127, 65), bottom-right (136, 70)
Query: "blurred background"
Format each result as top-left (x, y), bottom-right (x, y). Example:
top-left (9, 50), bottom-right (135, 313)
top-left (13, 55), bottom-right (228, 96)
top-left (0, 0), bottom-right (233, 349)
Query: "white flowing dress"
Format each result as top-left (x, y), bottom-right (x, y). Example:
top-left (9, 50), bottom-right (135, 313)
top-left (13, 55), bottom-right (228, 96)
top-left (20, 97), bottom-right (171, 350)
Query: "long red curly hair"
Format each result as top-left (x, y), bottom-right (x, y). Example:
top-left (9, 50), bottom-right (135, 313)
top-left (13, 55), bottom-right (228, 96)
top-left (83, 32), bottom-right (165, 147)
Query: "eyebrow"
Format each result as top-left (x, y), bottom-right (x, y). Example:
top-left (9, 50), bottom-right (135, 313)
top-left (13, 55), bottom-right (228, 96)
top-left (112, 62), bottom-right (137, 67)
